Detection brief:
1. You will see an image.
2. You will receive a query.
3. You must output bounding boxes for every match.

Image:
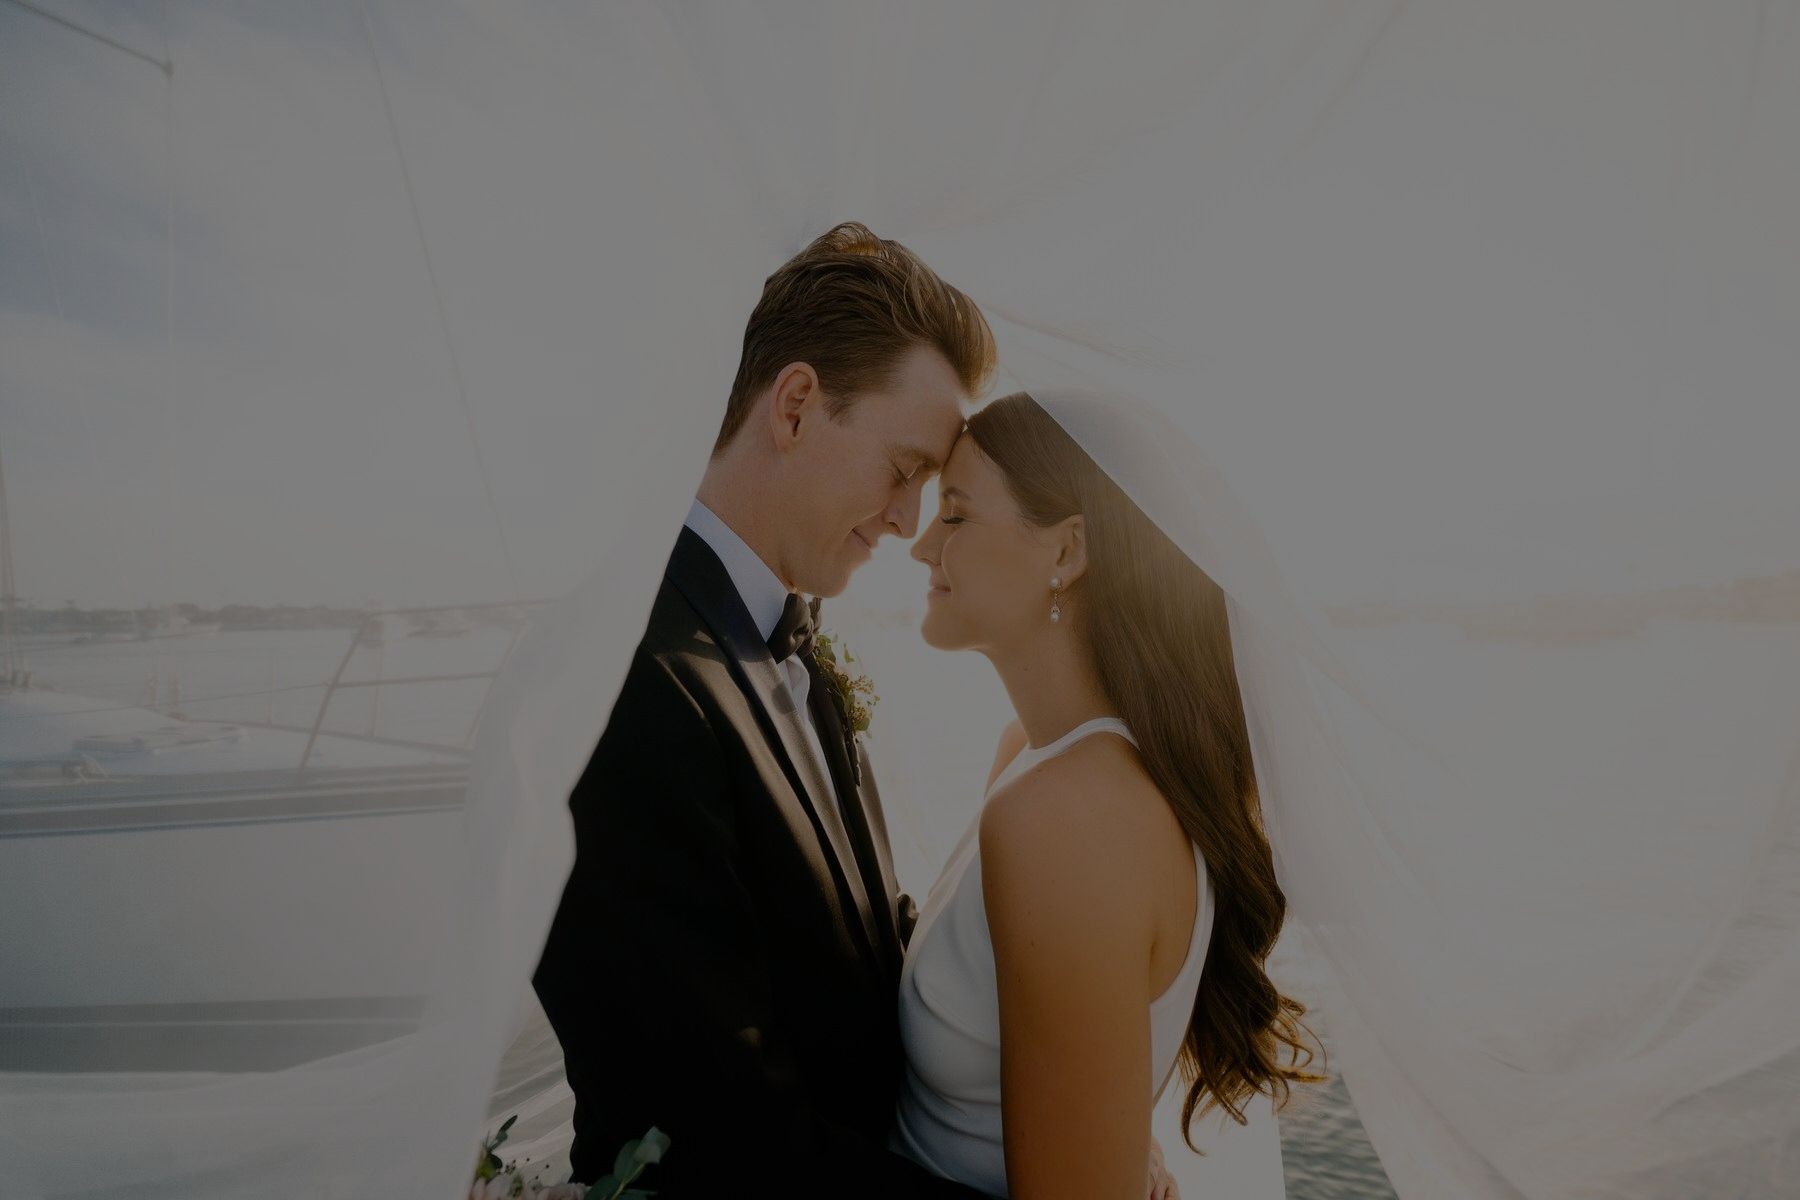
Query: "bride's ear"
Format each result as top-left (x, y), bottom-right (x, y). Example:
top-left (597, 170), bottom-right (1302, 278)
top-left (1051, 514), bottom-right (1088, 587)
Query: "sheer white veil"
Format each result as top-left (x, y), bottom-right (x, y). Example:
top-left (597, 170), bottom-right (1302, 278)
top-left (4, 3), bottom-right (1798, 1198)
top-left (1022, 352), bottom-right (1800, 1198)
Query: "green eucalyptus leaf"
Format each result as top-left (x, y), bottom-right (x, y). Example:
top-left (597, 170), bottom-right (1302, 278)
top-left (612, 1138), bottom-right (642, 1180)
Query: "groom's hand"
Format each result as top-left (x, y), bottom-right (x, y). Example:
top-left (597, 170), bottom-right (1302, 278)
top-left (1148, 1135), bottom-right (1179, 1200)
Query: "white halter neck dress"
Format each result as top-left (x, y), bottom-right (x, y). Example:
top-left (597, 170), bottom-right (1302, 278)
top-left (890, 717), bottom-right (1214, 1197)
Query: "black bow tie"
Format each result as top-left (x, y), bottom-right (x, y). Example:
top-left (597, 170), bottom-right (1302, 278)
top-left (768, 593), bottom-right (818, 665)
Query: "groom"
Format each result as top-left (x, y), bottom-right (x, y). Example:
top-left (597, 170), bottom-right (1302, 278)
top-left (533, 224), bottom-right (996, 1197)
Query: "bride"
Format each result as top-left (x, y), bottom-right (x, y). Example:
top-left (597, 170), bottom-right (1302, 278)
top-left (891, 392), bottom-right (1322, 1199)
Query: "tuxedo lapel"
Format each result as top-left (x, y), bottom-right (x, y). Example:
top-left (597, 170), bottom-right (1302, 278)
top-left (855, 742), bottom-right (915, 947)
top-left (664, 529), bottom-right (883, 960)
top-left (804, 664), bottom-right (903, 970)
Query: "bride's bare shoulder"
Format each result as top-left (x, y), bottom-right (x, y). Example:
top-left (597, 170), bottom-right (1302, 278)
top-left (984, 718), bottom-right (1030, 793)
top-left (979, 734), bottom-right (1166, 898)
top-left (988, 731), bottom-right (1158, 817)
top-left (979, 733), bottom-right (1164, 955)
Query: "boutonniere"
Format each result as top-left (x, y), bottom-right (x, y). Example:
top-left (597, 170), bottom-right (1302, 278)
top-left (812, 629), bottom-right (878, 737)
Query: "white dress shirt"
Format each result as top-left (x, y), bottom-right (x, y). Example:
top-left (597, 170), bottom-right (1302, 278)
top-left (683, 500), bottom-right (839, 816)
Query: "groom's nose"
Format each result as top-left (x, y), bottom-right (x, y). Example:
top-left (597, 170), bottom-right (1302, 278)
top-left (885, 484), bottom-right (922, 540)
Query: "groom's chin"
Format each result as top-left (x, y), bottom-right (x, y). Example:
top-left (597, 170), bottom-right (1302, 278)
top-left (792, 556), bottom-right (856, 600)
top-left (807, 565), bottom-right (856, 600)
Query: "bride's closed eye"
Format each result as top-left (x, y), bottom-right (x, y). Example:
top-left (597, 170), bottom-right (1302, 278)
top-left (939, 514), bottom-right (965, 526)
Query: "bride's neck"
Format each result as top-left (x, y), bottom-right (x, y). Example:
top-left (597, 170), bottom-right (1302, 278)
top-left (987, 624), bottom-right (1116, 749)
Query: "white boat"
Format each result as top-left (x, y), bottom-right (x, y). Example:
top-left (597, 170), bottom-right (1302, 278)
top-left (0, 602), bottom-right (539, 1074)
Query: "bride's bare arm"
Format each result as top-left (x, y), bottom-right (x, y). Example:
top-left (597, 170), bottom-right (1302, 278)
top-left (980, 738), bottom-right (1166, 1200)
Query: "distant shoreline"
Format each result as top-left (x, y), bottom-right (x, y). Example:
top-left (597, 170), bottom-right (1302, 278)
top-left (6, 603), bottom-right (368, 636)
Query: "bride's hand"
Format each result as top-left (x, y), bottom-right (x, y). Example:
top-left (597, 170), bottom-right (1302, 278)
top-left (1148, 1135), bottom-right (1179, 1200)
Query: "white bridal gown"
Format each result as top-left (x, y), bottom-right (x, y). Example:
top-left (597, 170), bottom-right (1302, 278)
top-left (892, 717), bottom-right (1214, 1197)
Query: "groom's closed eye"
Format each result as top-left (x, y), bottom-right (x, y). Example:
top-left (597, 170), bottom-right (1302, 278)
top-left (891, 445), bottom-right (944, 479)
top-left (893, 463), bottom-right (941, 491)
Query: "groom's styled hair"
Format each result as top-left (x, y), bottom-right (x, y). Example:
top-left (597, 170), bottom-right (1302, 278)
top-left (714, 222), bottom-right (995, 454)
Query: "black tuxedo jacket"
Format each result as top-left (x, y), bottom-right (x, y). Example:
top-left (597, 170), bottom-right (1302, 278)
top-left (533, 528), bottom-right (989, 1198)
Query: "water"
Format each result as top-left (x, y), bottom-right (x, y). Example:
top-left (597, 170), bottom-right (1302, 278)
top-left (1276, 1066), bottom-right (1400, 1200)
top-left (1265, 938), bottom-right (1400, 1200)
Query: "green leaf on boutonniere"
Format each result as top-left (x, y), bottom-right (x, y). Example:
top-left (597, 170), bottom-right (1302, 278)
top-left (812, 631), bottom-right (878, 734)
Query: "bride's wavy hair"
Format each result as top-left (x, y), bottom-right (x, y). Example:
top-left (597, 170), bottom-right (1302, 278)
top-left (965, 392), bottom-right (1326, 1148)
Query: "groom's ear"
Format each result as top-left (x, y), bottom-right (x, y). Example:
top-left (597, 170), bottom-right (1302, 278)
top-left (765, 361), bottom-right (823, 453)
top-left (1051, 514), bottom-right (1089, 586)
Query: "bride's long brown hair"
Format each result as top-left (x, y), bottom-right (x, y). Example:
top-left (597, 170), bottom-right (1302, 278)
top-left (965, 392), bottom-right (1325, 1148)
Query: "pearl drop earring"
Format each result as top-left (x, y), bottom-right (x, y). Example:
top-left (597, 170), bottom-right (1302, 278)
top-left (1049, 576), bottom-right (1063, 624)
